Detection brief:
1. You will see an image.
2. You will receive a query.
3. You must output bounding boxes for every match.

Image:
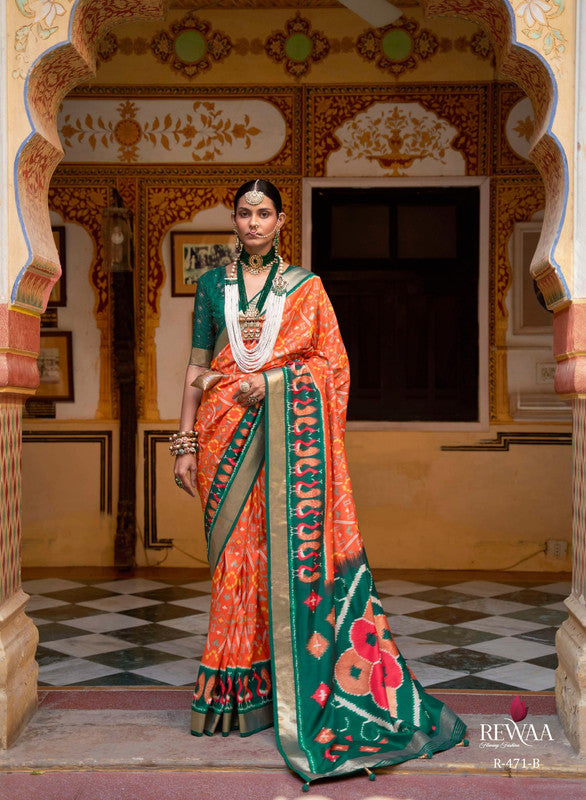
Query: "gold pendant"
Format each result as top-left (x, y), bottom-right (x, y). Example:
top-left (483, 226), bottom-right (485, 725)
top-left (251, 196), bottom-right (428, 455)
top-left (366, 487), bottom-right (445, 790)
top-left (239, 305), bottom-right (264, 341)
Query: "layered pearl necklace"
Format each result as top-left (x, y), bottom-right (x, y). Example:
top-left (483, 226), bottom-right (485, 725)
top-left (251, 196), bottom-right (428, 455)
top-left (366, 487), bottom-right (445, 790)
top-left (225, 248), bottom-right (288, 373)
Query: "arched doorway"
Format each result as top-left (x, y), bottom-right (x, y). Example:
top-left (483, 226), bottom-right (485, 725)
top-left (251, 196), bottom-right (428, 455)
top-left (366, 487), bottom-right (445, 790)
top-left (2, 0), bottom-right (582, 752)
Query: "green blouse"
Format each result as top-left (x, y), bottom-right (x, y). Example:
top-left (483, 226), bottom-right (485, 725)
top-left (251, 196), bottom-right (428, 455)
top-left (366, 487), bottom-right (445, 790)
top-left (190, 267), bottom-right (227, 367)
top-left (189, 264), bottom-right (312, 368)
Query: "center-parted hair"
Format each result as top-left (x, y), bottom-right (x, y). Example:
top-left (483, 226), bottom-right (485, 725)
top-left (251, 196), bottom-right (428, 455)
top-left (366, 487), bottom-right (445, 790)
top-left (234, 179), bottom-right (283, 215)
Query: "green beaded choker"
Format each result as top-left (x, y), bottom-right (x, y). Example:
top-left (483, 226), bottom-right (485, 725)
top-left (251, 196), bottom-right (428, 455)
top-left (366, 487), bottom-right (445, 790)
top-left (238, 246), bottom-right (277, 274)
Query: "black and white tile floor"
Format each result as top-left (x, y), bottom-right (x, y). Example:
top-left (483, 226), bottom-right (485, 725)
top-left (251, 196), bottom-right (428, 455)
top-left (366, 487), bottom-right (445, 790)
top-left (25, 575), bottom-right (569, 691)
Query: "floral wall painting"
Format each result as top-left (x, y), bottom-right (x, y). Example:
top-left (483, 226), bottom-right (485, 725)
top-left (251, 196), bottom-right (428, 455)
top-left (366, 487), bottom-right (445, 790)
top-left (326, 102), bottom-right (466, 177)
top-left (505, 97), bottom-right (535, 161)
top-left (13, 0), bottom-right (73, 79)
top-left (514, 0), bottom-right (567, 65)
top-left (58, 98), bottom-right (286, 164)
top-left (49, 225), bottom-right (66, 306)
top-left (171, 231), bottom-right (233, 297)
top-left (356, 16), bottom-right (438, 77)
top-left (36, 331), bottom-right (74, 402)
top-left (150, 12), bottom-right (232, 78)
top-left (265, 13), bottom-right (330, 78)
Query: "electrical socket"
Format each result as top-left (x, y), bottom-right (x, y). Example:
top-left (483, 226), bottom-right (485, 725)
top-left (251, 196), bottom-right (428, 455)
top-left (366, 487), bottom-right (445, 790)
top-left (546, 540), bottom-right (568, 560)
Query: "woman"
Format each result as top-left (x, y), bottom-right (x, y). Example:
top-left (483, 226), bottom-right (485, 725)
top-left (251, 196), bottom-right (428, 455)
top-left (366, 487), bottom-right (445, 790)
top-left (173, 179), bottom-right (466, 787)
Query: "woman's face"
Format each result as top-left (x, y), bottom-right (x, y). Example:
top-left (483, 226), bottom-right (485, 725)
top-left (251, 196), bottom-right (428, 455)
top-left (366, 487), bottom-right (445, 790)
top-left (232, 195), bottom-right (285, 254)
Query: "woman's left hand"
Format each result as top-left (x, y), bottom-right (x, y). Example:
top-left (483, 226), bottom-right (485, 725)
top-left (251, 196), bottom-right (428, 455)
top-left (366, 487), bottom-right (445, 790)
top-left (233, 373), bottom-right (266, 406)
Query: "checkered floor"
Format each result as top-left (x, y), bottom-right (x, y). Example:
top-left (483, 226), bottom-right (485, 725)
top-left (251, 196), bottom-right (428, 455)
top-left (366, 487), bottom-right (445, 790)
top-left (25, 575), bottom-right (569, 691)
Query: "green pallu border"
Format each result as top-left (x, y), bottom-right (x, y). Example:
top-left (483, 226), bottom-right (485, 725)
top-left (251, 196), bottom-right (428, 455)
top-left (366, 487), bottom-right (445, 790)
top-left (206, 405), bottom-right (265, 574)
top-left (264, 365), bottom-right (467, 785)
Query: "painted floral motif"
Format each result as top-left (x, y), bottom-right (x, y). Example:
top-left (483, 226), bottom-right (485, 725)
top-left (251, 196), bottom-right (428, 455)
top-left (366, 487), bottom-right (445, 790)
top-left (332, 102), bottom-right (462, 176)
top-left (13, 0), bottom-right (72, 78)
top-left (515, 0), bottom-right (566, 60)
top-left (504, 95), bottom-right (536, 164)
top-left (59, 99), bottom-right (262, 163)
top-left (265, 13), bottom-right (330, 78)
top-left (356, 16), bottom-right (438, 77)
top-left (514, 116), bottom-right (534, 143)
top-left (150, 12), bottom-right (231, 78)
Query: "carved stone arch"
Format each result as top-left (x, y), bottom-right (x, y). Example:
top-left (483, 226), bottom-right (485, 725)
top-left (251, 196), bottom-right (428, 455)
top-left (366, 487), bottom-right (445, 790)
top-left (421, 0), bottom-right (570, 309)
top-left (12, 0), bottom-right (171, 314)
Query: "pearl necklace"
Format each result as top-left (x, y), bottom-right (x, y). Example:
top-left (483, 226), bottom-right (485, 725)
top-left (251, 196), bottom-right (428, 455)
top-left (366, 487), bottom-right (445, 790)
top-left (225, 257), bottom-right (288, 373)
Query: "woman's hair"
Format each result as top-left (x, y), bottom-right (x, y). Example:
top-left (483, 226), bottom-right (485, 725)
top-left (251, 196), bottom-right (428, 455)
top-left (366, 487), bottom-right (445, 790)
top-left (234, 179), bottom-right (282, 215)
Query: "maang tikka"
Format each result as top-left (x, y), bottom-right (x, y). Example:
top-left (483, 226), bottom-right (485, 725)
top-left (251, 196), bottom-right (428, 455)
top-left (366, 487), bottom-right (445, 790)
top-left (244, 180), bottom-right (265, 206)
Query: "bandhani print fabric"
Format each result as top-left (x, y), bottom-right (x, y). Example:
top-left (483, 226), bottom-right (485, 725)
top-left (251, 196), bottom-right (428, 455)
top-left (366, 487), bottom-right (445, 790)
top-left (190, 265), bottom-right (466, 782)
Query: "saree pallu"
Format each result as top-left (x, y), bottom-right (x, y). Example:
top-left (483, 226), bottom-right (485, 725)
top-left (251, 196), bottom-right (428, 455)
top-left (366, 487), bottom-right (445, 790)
top-left (191, 269), bottom-right (465, 782)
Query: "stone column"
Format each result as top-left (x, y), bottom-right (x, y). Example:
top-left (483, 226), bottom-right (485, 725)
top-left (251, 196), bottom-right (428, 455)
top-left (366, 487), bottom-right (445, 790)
top-left (0, 309), bottom-right (40, 747)
top-left (0, 3), bottom-right (38, 748)
top-left (554, 3), bottom-right (586, 753)
top-left (0, 399), bottom-right (38, 748)
top-left (555, 306), bottom-right (586, 752)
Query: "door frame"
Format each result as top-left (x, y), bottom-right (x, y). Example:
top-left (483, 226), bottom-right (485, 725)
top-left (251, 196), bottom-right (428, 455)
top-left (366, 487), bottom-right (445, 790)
top-left (302, 176), bottom-right (490, 431)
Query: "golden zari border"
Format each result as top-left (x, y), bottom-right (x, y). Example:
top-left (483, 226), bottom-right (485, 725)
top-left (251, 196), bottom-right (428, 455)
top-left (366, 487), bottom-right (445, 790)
top-left (264, 366), bottom-right (312, 779)
top-left (207, 409), bottom-right (265, 573)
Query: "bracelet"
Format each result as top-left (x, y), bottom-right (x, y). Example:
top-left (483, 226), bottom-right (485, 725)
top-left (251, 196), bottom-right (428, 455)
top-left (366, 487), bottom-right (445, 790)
top-left (169, 430), bottom-right (199, 456)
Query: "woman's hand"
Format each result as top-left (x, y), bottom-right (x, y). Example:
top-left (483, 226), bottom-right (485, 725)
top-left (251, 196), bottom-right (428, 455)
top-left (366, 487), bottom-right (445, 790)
top-left (233, 373), bottom-right (266, 406)
top-left (174, 453), bottom-right (198, 497)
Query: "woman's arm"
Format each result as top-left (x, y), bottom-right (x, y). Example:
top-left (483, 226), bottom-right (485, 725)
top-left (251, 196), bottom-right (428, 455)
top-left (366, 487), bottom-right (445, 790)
top-left (173, 364), bottom-right (206, 497)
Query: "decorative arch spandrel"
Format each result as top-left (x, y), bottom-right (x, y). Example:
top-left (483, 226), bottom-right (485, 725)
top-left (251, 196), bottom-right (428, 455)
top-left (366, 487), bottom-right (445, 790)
top-left (9, 0), bottom-right (170, 325)
top-left (421, 0), bottom-right (573, 307)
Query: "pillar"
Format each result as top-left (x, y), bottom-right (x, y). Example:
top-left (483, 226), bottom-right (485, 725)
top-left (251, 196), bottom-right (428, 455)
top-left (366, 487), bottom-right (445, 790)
top-left (555, 307), bottom-right (586, 752)
top-left (0, 324), bottom-right (40, 746)
top-left (554, 2), bottom-right (586, 753)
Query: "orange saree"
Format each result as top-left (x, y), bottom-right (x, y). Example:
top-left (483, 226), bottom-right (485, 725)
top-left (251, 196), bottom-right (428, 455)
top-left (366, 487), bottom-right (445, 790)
top-left (189, 265), bottom-right (465, 783)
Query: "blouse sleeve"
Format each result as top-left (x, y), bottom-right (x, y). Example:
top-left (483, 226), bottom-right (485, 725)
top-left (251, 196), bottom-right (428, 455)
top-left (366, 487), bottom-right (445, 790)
top-left (190, 278), bottom-right (214, 368)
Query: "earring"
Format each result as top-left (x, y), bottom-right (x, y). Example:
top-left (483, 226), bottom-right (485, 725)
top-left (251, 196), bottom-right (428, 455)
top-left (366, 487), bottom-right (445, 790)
top-left (273, 229), bottom-right (280, 258)
top-left (233, 227), bottom-right (242, 257)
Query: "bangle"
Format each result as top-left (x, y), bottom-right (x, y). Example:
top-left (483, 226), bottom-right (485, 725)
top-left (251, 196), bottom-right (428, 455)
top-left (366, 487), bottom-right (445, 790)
top-left (169, 430), bottom-right (199, 456)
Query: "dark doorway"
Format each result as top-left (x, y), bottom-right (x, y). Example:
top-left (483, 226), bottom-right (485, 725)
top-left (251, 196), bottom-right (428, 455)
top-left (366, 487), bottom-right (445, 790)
top-left (312, 186), bottom-right (480, 421)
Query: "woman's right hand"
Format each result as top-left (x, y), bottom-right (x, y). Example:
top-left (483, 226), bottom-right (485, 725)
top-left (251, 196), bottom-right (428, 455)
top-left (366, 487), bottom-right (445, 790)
top-left (174, 453), bottom-right (198, 497)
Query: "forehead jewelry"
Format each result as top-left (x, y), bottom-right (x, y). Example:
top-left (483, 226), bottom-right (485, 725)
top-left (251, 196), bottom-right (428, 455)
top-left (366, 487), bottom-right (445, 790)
top-left (244, 180), bottom-right (265, 206)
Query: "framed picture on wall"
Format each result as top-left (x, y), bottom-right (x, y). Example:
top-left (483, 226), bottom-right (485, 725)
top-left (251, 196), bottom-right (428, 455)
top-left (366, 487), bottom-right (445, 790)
top-left (36, 331), bottom-right (74, 402)
top-left (512, 221), bottom-right (553, 335)
top-left (171, 231), bottom-right (233, 296)
top-left (49, 225), bottom-right (67, 307)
